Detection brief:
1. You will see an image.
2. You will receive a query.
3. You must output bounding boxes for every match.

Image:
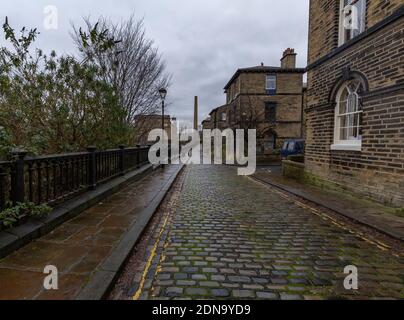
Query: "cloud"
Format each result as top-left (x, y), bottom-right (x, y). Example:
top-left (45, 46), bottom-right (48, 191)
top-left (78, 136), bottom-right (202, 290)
top-left (2, 0), bottom-right (309, 122)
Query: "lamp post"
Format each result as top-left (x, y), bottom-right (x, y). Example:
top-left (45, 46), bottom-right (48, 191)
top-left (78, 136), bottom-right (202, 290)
top-left (159, 88), bottom-right (167, 168)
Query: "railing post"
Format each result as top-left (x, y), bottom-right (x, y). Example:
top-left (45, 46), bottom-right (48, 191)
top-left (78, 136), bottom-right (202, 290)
top-left (86, 146), bottom-right (97, 190)
top-left (168, 143), bottom-right (171, 165)
top-left (0, 165), bottom-right (6, 211)
top-left (119, 145), bottom-right (125, 175)
top-left (10, 149), bottom-right (27, 205)
top-left (136, 145), bottom-right (141, 168)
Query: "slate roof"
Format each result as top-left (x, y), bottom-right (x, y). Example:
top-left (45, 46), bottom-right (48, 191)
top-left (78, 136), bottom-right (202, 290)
top-left (223, 65), bottom-right (306, 90)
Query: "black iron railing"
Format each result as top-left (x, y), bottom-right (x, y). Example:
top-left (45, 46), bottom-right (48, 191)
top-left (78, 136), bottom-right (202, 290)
top-left (0, 145), bottom-right (151, 211)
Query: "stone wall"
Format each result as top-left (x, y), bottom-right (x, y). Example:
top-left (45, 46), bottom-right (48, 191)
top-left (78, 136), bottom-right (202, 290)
top-left (308, 0), bottom-right (404, 64)
top-left (367, 0), bottom-right (404, 27)
top-left (233, 72), bottom-right (303, 96)
top-left (308, 0), bottom-right (339, 64)
top-left (282, 160), bottom-right (305, 181)
top-left (306, 3), bottom-right (404, 206)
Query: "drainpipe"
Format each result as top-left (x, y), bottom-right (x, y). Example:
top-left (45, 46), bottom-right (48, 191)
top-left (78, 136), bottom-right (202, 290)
top-left (301, 89), bottom-right (305, 139)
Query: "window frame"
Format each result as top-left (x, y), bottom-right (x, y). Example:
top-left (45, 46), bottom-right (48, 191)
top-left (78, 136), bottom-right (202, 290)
top-left (331, 79), bottom-right (364, 152)
top-left (226, 90), bottom-right (230, 104)
top-left (221, 112), bottom-right (227, 122)
top-left (266, 74), bottom-right (277, 95)
top-left (338, 0), bottom-right (366, 46)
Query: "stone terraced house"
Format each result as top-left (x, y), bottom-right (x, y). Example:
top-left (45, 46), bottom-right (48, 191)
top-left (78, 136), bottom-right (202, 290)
top-left (305, 0), bottom-right (404, 206)
top-left (203, 49), bottom-right (306, 154)
top-left (134, 114), bottom-right (172, 145)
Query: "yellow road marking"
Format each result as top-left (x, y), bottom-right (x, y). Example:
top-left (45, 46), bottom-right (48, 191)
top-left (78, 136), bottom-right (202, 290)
top-left (133, 214), bottom-right (170, 300)
top-left (247, 176), bottom-right (400, 257)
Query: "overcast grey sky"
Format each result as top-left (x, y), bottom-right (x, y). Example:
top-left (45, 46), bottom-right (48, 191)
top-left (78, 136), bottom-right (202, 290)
top-left (2, 0), bottom-right (309, 124)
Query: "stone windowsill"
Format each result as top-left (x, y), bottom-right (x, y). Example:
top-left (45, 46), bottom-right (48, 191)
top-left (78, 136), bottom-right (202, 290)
top-left (330, 144), bottom-right (362, 152)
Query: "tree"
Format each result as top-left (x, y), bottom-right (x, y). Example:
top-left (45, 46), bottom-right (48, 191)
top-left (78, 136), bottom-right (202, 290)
top-left (72, 15), bottom-right (171, 126)
top-left (237, 96), bottom-right (269, 138)
top-left (0, 17), bottom-right (131, 156)
top-left (236, 95), bottom-right (279, 154)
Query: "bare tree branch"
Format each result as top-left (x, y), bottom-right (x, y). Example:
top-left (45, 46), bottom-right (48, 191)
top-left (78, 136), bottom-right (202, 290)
top-left (71, 14), bottom-right (172, 127)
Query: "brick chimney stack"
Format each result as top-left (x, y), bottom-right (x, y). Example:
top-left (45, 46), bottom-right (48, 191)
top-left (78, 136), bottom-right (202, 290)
top-left (281, 48), bottom-right (297, 69)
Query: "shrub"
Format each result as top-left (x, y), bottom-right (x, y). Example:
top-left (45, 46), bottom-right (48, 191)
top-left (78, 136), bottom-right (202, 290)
top-left (0, 18), bottom-right (132, 155)
top-left (0, 202), bottom-right (52, 228)
top-left (0, 126), bottom-right (14, 160)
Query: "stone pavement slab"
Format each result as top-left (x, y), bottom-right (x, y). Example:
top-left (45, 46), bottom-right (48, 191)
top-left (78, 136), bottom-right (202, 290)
top-left (0, 165), bottom-right (182, 300)
top-left (0, 163), bottom-right (155, 259)
top-left (253, 167), bottom-right (404, 241)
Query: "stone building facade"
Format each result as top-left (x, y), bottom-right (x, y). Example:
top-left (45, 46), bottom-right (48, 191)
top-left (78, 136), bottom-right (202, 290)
top-left (134, 114), bottom-right (172, 145)
top-left (205, 104), bottom-right (233, 132)
top-left (306, 1), bottom-right (404, 206)
top-left (201, 118), bottom-right (213, 130)
top-left (203, 49), bottom-right (305, 154)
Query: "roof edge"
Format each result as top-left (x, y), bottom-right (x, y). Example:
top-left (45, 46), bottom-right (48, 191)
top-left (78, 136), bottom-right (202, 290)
top-left (224, 67), bottom-right (306, 90)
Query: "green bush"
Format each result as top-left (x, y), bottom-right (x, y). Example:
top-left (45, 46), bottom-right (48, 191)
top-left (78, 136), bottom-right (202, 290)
top-left (0, 202), bottom-right (52, 228)
top-left (0, 126), bottom-right (14, 160)
top-left (0, 18), bottom-right (132, 155)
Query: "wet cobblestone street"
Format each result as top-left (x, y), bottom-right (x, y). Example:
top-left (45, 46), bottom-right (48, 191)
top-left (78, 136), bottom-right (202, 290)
top-left (112, 165), bottom-right (404, 300)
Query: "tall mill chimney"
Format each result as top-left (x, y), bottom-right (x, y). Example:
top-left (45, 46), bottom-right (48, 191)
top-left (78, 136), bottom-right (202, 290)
top-left (281, 48), bottom-right (296, 69)
top-left (194, 96), bottom-right (199, 131)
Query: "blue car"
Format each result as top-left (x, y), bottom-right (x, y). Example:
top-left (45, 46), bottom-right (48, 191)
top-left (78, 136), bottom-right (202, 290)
top-left (281, 139), bottom-right (305, 159)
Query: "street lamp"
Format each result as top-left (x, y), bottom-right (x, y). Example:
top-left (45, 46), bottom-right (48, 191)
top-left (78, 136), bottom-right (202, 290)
top-left (159, 88), bottom-right (167, 133)
top-left (159, 88), bottom-right (167, 168)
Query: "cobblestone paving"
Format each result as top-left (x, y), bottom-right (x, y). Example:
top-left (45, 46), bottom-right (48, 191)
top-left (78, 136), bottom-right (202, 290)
top-left (132, 165), bottom-right (404, 300)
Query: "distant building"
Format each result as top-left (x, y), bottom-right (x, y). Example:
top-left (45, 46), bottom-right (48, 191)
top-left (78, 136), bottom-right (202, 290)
top-left (305, 1), bottom-right (404, 206)
top-left (134, 114), bottom-right (172, 145)
top-left (207, 105), bottom-right (232, 132)
top-left (206, 49), bottom-right (306, 154)
top-left (202, 117), bottom-right (213, 130)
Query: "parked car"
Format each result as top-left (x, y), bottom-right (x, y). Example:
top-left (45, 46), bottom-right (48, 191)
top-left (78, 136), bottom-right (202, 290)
top-left (281, 139), bottom-right (305, 160)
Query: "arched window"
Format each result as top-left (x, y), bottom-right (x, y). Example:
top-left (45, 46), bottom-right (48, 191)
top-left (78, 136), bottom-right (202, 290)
top-left (331, 79), bottom-right (364, 151)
